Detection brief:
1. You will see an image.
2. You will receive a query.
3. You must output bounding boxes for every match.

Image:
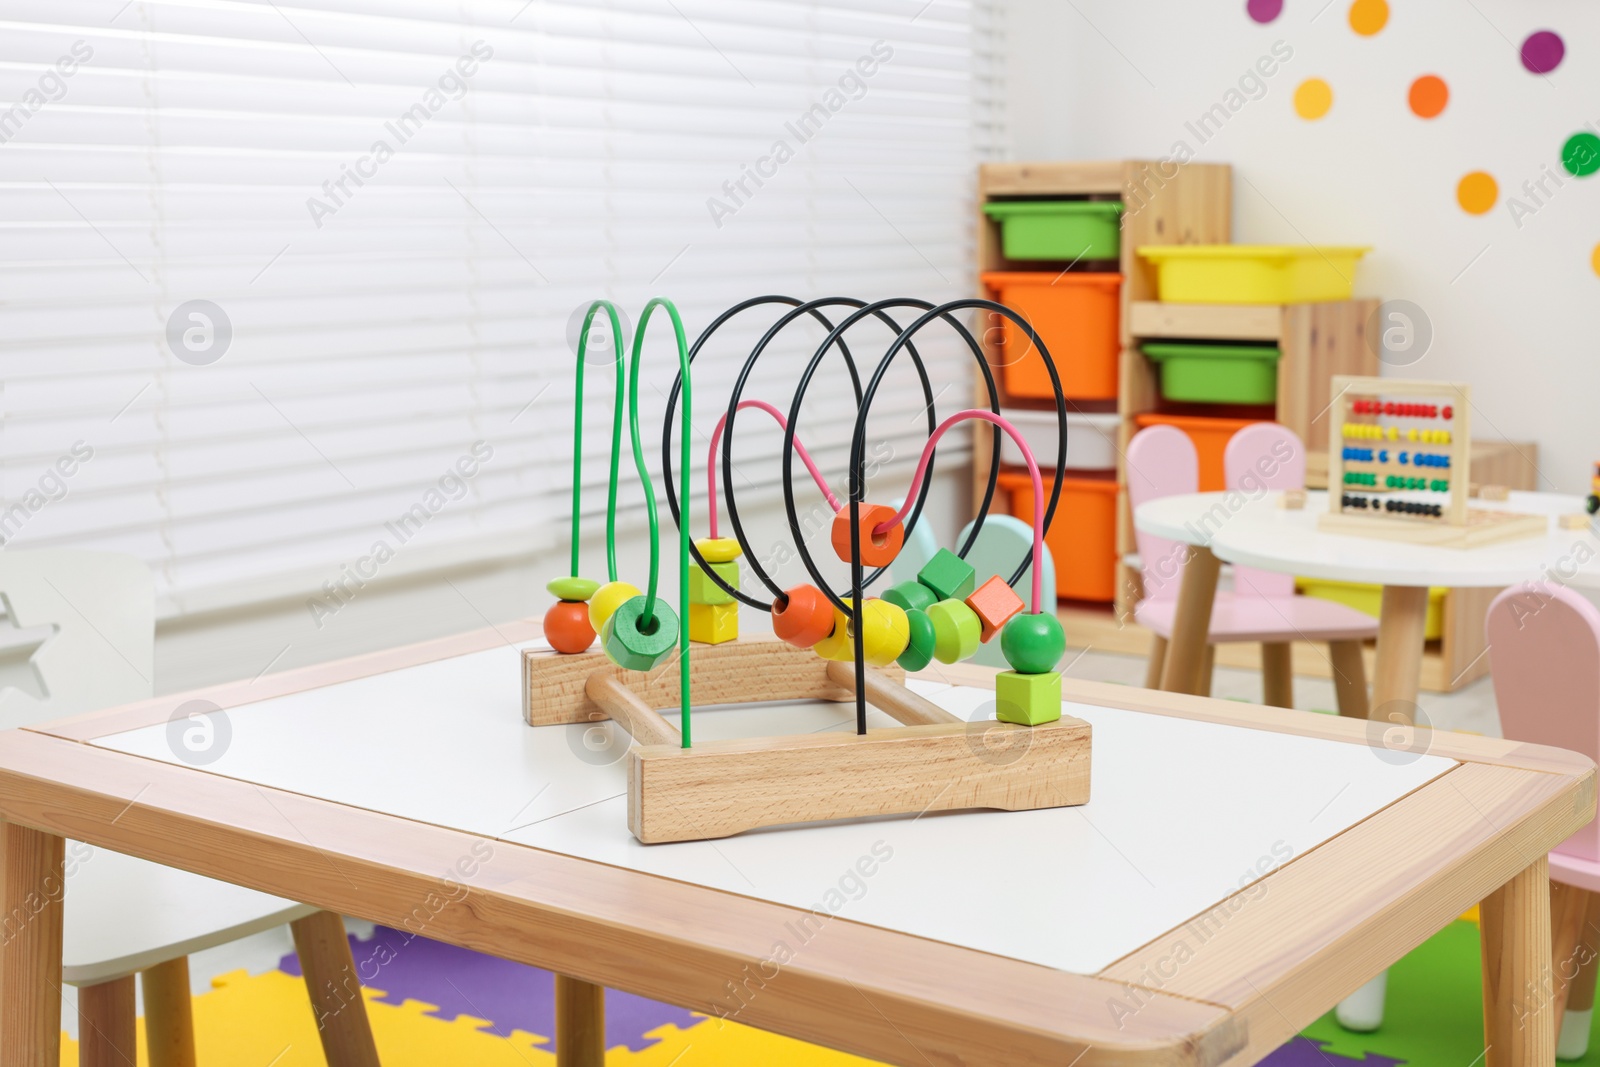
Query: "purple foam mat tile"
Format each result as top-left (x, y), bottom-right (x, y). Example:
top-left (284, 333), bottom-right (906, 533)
top-left (280, 925), bottom-right (700, 1052)
top-left (1259, 1037), bottom-right (1405, 1066)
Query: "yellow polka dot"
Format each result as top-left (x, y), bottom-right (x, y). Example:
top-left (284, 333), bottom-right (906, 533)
top-left (1294, 78), bottom-right (1334, 120)
top-left (1457, 171), bottom-right (1498, 215)
top-left (1592, 242), bottom-right (1600, 276)
top-left (1349, 0), bottom-right (1389, 35)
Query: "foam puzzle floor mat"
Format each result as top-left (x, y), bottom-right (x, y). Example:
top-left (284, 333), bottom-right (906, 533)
top-left (53, 920), bottom-right (1600, 1065)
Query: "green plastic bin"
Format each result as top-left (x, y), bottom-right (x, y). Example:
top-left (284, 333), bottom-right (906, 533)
top-left (1142, 343), bottom-right (1283, 405)
top-left (982, 201), bottom-right (1124, 260)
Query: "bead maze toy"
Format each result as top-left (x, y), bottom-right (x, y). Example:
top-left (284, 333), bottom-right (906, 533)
top-left (524, 295), bottom-right (1091, 844)
top-left (1321, 375), bottom-right (1545, 547)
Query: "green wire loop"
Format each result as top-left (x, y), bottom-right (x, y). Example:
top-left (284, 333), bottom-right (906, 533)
top-left (570, 300), bottom-right (627, 583)
top-left (626, 297), bottom-right (693, 747)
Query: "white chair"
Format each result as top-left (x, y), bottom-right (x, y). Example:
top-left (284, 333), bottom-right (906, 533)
top-left (0, 550), bottom-right (378, 1066)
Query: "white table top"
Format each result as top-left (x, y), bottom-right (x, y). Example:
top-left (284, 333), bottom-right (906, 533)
top-left (93, 639), bottom-right (1455, 975)
top-left (1136, 489), bottom-right (1600, 587)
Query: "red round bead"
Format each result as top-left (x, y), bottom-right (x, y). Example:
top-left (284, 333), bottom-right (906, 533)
top-left (544, 600), bottom-right (596, 654)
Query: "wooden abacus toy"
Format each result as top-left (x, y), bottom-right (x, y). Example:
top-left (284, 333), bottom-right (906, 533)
top-left (524, 296), bottom-right (1091, 844)
top-left (1320, 375), bottom-right (1545, 546)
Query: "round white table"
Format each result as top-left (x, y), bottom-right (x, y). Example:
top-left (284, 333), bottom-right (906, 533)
top-left (1134, 489), bottom-right (1600, 722)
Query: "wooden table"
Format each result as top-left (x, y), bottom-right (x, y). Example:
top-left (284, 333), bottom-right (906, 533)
top-left (1134, 489), bottom-right (1597, 727)
top-left (0, 623), bottom-right (1592, 1066)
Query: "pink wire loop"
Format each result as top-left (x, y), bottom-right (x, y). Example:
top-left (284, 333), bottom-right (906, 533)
top-left (708, 399), bottom-right (841, 538)
top-left (875, 408), bottom-right (1046, 614)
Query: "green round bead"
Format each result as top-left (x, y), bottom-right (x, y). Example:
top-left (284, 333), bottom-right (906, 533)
top-left (1001, 611), bottom-right (1065, 674)
top-left (882, 580), bottom-right (937, 615)
top-left (601, 596), bottom-right (680, 672)
top-left (547, 576), bottom-right (600, 602)
top-left (926, 598), bottom-right (981, 664)
top-left (897, 609), bottom-right (936, 672)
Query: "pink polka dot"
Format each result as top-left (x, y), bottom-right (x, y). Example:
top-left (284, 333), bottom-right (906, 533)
top-left (1247, 0), bottom-right (1283, 23)
top-left (1521, 30), bottom-right (1565, 74)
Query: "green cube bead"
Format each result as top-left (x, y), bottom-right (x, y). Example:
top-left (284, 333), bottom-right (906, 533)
top-left (1001, 612), bottom-right (1066, 674)
top-left (601, 596), bottom-right (679, 671)
top-left (994, 670), bottom-right (1062, 726)
top-left (927, 598), bottom-right (981, 664)
top-left (688, 560), bottom-right (740, 605)
top-left (897, 608), bottom-right (936, 672)
top-left (883, 580), bottom-right (937, 615)
top-left (918, 548), bottom-right (976, 601)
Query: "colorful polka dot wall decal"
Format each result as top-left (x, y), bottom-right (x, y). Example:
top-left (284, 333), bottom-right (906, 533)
top-left (1456, 172), bottom-right (1498, 215)
top-left (1246, 0), bottom-right (1283, 23)
top-left (1563, 132), bottom-right (1600, 178)
top-left (1294, 78), bottom-right (1334, 120)
top-left (1521, 30), bottom-right (1565, 74)
top-left (1408, 75), bottom-right (1449, 119)
top-left (1349, 0), bottom-right (1389, 36)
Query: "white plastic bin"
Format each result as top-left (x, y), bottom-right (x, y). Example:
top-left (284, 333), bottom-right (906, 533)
top-left (996, 409), bottom-right (1120, 471)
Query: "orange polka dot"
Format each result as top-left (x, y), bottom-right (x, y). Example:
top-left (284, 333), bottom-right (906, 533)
top-left (1349, 0), bottom-right (1389, 35)
top-left (1408, 75), bottom-right (1448, 119)
top-left (1457, 172), bottom-right (1498, 215)
top-left (1294, 78), bottom-right (1334, 120)
top-left (1591, 242), bottom-right (1600, 276)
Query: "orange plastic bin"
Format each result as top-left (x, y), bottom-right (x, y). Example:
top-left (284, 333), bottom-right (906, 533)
top-left (981, 272), bottom-right (1121, 401)
top-left (1134, 413), bottom-right (1263, 492)
top-left (999, 470), bottom-right (1119, 603)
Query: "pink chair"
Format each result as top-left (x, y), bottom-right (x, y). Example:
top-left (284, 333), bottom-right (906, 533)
top-left (1127, 423), bottom-right (1375, 712)
top-left (1338, 584), bottom-right (1600, 1057)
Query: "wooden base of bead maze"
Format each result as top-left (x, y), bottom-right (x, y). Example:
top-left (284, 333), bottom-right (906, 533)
top-left (1316, 507), bottom-right (1547, 547)
top-left (522, 633), bottom-right (1091, 844)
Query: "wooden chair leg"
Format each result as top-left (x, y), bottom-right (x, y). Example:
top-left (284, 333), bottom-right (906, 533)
top-left (143, 956), bottom-right (198, 1067)
top-left (1199, 644), bottom-right (1216, 696)
top-left (1551, 882), bottom-right (1590, 1039)
top-left (1328, 640), bottom-right (1370, 719)
top-left (1560, 892), bottom-right (1600, 1059)
top-left (556, 974), bottom-right (606, 1067)
top-left (291, 911), bottom-right (381, 1067)
top-left (1481, 857), bottom-right (1555, 1066)
top-left (1261, 642), bottom-right (1293, 708)
top-left (1144, 635), bottom-right (1168, 690)
top-left (0, 821), bottom-right (65, 1066)
top-left (78, 975), bottom-right (136, 1067)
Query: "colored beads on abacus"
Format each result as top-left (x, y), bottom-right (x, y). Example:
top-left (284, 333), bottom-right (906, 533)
top-left (898, 609), bottom-right (936, 672)
top-left (995, 670), bottom-right (1062, 726)
top-left (601, 596), bottom-right (679, 671)
top-left (688, 603), bottom-right (738, 645)
top-left (1381, 499), bottom-right (1443, 518)
top-left (965, 575), bottom-right (1024, 643)
top-left (927, 598), bottom-right (981, 664)
top-left (544, 600), bottom-right (596, 654)
top-left (772, 584), bottom-right (834, 648)
top-left (1000, 612), bottom-right (1066, 675)
top-left (830, 503), bottom-right (904, 568)
top-left (918, 548), bottom-right (977, 601)
top-left (589, 580), bottom-right (642, 633)
top-left (1344, 471), bottom-right (1376, 487)
top-left (883, 580), bottom-right (937, 614)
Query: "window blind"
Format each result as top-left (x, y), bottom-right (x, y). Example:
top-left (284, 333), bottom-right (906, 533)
top-left (0, 0), bottom-right (997, 618)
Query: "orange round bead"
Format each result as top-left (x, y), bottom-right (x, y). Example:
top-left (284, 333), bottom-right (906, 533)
top-left (772, 584), bottom-right (836, 648)
top-left (544, 600), bottom-right (596, 654)
top-left (830, 503), bottom-right (904, 568)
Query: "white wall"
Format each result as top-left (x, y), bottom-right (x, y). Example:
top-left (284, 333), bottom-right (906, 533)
top-left (1005, 0), bottom-right (1598, 492)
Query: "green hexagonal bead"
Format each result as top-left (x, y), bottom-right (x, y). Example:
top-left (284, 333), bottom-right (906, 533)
top-left (882, 580), bottom-right (937, 615)
top-left (601, 596), bottom-right (680, 671)
top-left (896, 608), bottom-right (936, 672)
top-left (917, 547), bottom-right (976, 601)
top-left (1000, 612), bottom-right (1066, 674)
top-left (994, 670), bottom-right (1062, 726)
top-left (546, 576), bottom-right (600, 602)
top-left (926, 598), bottom-right (981, 664)
top-left (688, 560), bottom-right (740, 605)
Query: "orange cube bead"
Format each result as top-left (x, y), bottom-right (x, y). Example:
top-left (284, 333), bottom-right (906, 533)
top-left (965, 575), bottom-right (1025, 643)
top-left (830, 503), bottom-right (904, 568)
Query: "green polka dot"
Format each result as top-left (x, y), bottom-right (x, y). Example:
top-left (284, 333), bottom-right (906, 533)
top-left (1563, 132), bottom-right (1600, 177)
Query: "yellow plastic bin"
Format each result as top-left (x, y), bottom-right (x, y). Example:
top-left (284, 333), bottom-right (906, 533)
top-left (1137, 245), bottom-right (1371, 304)
top-left (1295, 578), bottom-right (1447, 640)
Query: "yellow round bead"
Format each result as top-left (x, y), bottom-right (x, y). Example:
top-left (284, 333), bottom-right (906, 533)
top-left (589, 581), bottom-right (642, 634)
top-left (696, 537), bottom-right (743, 563)
top-left (812, 598), bottom-right (911, 667)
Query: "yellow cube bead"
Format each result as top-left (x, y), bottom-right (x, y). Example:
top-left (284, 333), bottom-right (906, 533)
top-left (813, 598), bottom-right (910, 667)
top-left (589, 581), bottom-right (642, 634)
top-left (689, 602), bottom-right (739, 644)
